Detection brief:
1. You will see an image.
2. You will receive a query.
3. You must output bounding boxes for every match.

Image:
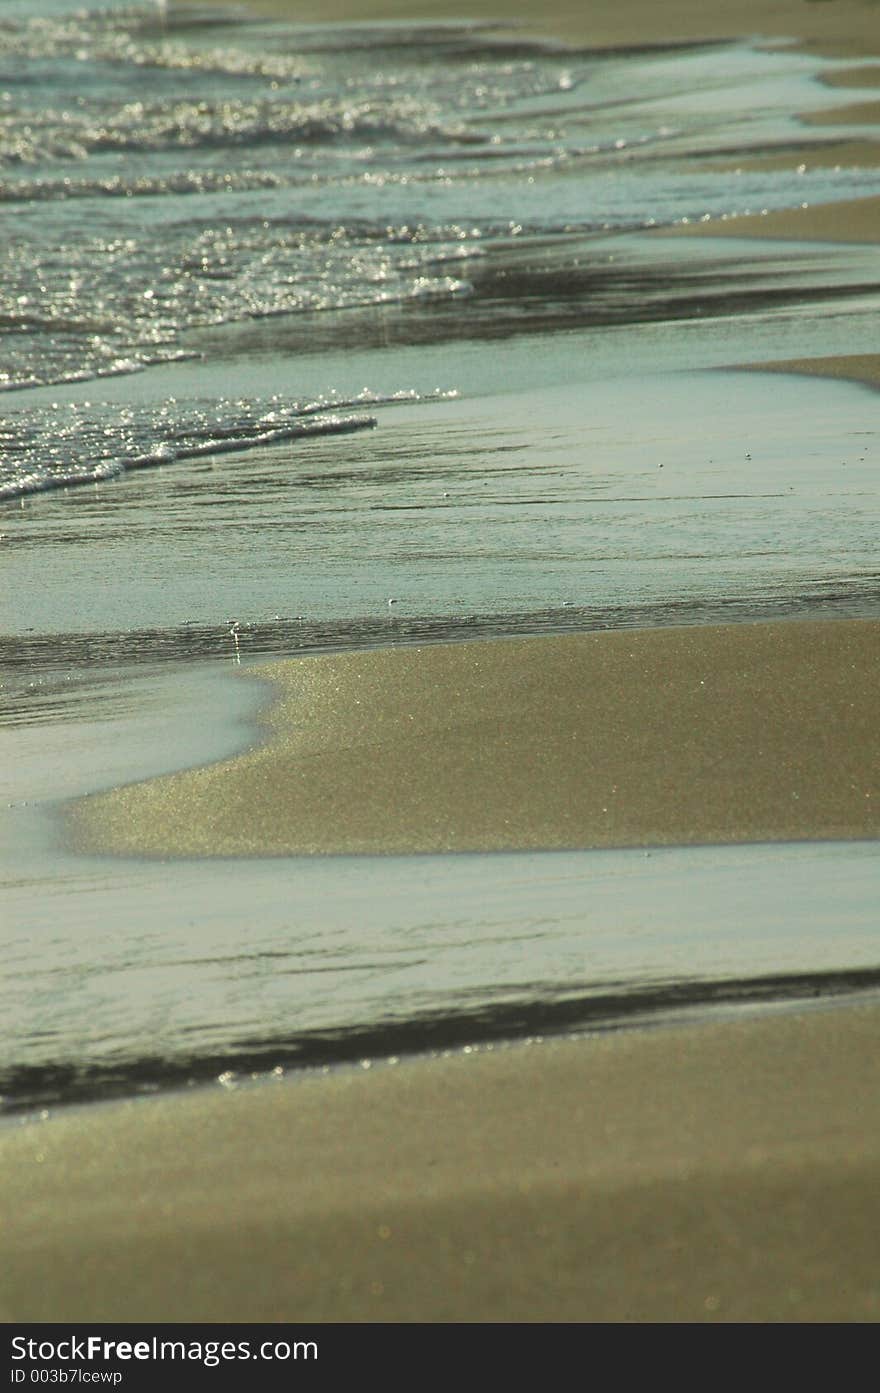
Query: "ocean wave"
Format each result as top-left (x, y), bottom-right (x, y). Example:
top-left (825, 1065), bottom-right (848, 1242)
top-left (0, 96), bottom-right (482, 168)
top-left (0, 6), bottom-right (312, 83)
top-left (0, 395), bottom-right (380, 500)
top-left (2, 2), bottom-right (878, 398)
top-left (0, 388), bottom-right (456, 501)
top-left (0, 169), bottom-right (287, 201)
top-left (0, 214), bottom-right (479, 391)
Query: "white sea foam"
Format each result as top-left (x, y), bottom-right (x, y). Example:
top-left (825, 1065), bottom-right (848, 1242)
top-left (0, 394), bottom-right (452, 498)
top-left (2, 2), bottom-right (879, 489)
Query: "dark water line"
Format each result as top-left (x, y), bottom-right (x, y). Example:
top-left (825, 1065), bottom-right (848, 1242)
top-left (2, 582), bottom-right (878, 686)
top-left (5, 966), bottom-right (880, 1117)
top-left (0, 412), bottom-right (377, 503)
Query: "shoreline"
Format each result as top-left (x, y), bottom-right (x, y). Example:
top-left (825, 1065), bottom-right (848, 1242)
top-left (4, 994), bottom-right (880, 1321)
top-left (175, 0), bottom-right (880, 58)
top-left (11, 0), bottom-right (880, 1326)
top-left (69, 619), bottom-right (880, 859)
top-left (739, 352), bottom-right (880, 393)
top-left (675, 192), bottom-right (880, 244)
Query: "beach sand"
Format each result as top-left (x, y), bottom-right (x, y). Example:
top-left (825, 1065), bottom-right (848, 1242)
top-left (742, 352), bottom-right (880, 392)
top-left (16, 0), bottom-right (880, 1323)
top-left (679, 193), bottom-right (880, 244)
top-left (70, 619), bottom-right (880, 857)
top-left (184, 0), bottom-right (880, 58)
top-left (4, 998), bottom-right (880, 1322)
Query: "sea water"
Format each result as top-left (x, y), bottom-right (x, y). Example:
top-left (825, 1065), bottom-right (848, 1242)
top-left (2, 0), bottom-right (880, 1112)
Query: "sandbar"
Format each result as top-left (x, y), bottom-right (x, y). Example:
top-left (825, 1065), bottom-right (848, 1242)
top-left (823, 66), bottom-right (880, 89)
top-left (742, 352), bottom-right (880, 393)
top-left (807, 98), bottom-right (880, 125)
top-left (69, 620), bottom-right (880, 858)
top-left (675, 192), bottom-right (880, 243)
top-left (704, 138), bottom-right (880, 172)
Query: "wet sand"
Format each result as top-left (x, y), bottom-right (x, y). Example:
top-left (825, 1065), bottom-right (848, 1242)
top-left (742, 352), bottom-right (880, 393)
top-left (4, 997), bottom-right (880, 1322)
top-left (181, 0), bottom-right (880, 58)
top-left (823, 66), bottom-right (880, 89)
top-left (808, 98), bottom-right (880, 125)
top-left (680, 192), bottom-right (880, 243)
top-left (705, 139), bottom-right (880, 171)
top-left (22, 0), bottom-right (880, 1323)
top-left (70, 619), bottom-right (880, 857)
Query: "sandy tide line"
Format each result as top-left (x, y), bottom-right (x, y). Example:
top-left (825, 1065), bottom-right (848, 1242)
top-left (741, 353), bottom-right (880, 392)
top-left (680, 193), bottom-right (880, 244)
top-left (69, 620), bottom-right (880, 858)
top-left (175, 0), bottom-right (880, 57)
top-left (4, 999), bottom-right (880, 1321)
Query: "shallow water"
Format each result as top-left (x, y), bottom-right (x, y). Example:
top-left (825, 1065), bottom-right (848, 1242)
top-left (4, 354), bottom-right (879, 676)
top-left (3, 0), bottom-right (880, 1113)
top-left (3, 0), bottom-right (880, 487)
top-left (4, 660), bottom-right (880, 1110)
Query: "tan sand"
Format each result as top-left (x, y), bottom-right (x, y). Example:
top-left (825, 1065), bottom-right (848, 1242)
top-left (823, 64), bottom-right (880, 88)
top-left (806, 97), bottom-right (880, 123)
top-left (674, 191), bottom-right (880, 241)
top-left (174, 0), bottom-right (880, 59)
top-left (69, 620), bottom-right (880, 858)
top-left (4, 997), bottom-right (880, 1322)
top-left (28, 0), bottom-right (874, 1329)
top-left (706, 138), bottom-right (880, 172)
top-left (741, 352), bottom-right (880, 392)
